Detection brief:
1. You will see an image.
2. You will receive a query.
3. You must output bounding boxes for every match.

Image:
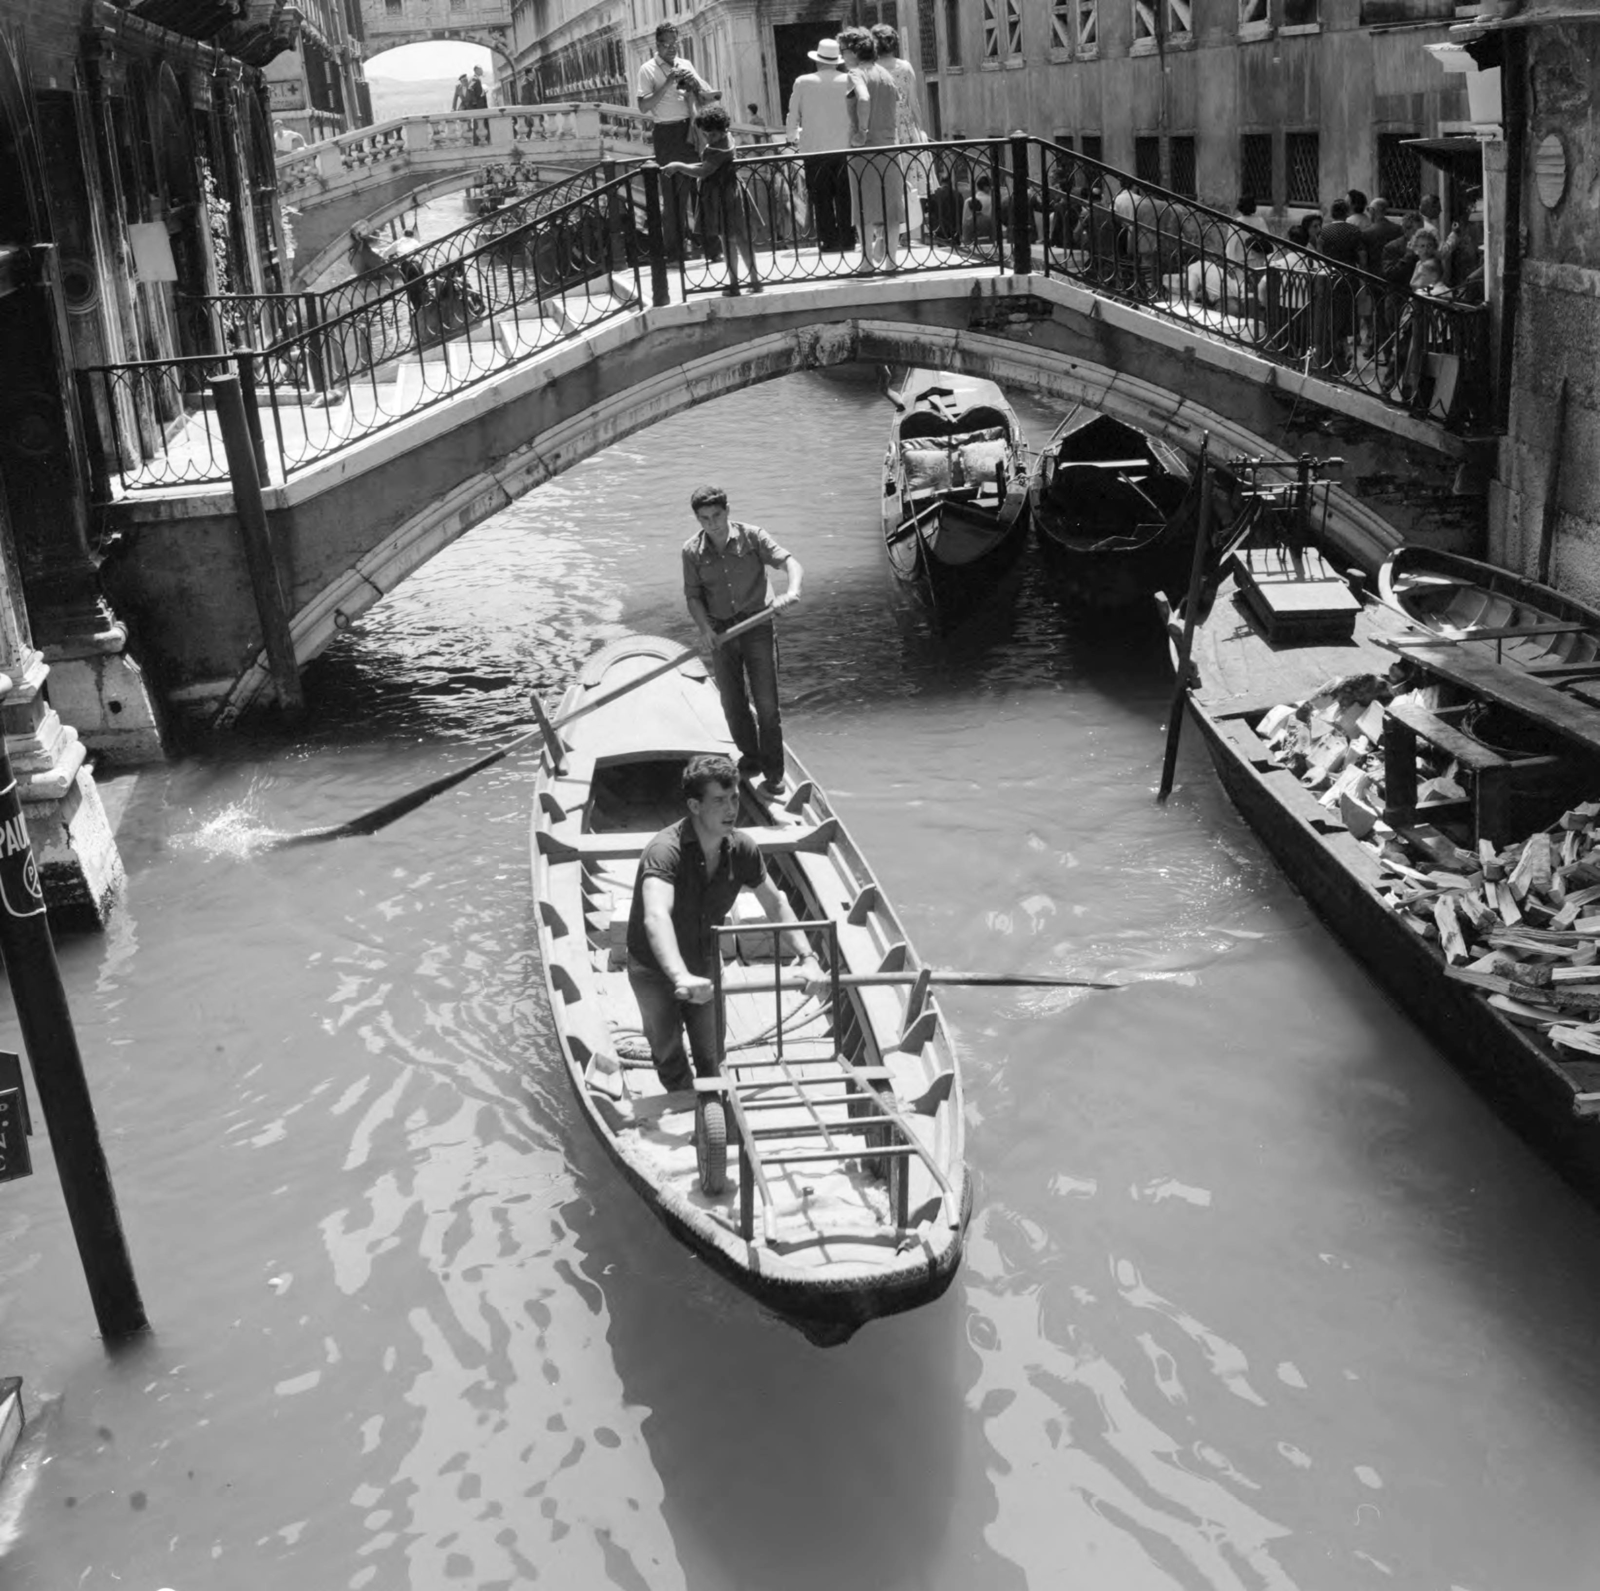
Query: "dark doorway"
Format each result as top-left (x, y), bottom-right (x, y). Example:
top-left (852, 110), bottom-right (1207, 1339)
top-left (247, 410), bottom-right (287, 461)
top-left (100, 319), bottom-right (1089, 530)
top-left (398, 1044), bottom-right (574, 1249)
top-left (772, 20), bottom-right (844, 122)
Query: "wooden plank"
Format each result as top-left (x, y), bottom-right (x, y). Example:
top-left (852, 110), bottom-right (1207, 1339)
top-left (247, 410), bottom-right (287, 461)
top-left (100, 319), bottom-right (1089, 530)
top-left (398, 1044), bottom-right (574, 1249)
top-left (537, 816), bottom-right (840, 864)
top-left (1383, 638), bottom-right (1600, 756)
top-left (1386, 698), bottom-right (1513, 775)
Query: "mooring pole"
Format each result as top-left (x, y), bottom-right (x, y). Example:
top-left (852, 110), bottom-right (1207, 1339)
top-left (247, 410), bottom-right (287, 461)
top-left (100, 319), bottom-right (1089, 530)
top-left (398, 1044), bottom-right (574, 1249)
top-left (1157, 440), bottom-right (1215, 803)
top-left (211, 373), bottom-right (304, 715)
top-left (0, 711), bottom-right (146, 1338)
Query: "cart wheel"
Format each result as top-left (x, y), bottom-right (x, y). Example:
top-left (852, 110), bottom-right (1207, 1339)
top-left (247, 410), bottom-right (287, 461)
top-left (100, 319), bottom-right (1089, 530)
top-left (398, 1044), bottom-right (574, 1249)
top-left (696, 1099), bottom-right (728, 1195)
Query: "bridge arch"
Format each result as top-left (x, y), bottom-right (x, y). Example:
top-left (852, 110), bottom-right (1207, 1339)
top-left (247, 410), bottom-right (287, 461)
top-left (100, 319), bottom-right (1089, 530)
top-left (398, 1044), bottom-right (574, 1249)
top-left (216, 308), bottom-right (1415, 723)
top-left (361, 30), bottom-right (516, 81)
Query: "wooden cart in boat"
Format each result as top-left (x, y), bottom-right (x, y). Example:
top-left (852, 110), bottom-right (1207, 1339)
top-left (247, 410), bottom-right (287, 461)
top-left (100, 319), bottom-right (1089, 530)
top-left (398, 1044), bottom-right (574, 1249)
top-left (1171, 515), bottom-right (1600, 1205)
top-left (880, 368), bottom-right (1030, 621)
top-left (530, 635), bottom-right (971, 1341)
top-left (1030, 406), bottom-right (1201, 608)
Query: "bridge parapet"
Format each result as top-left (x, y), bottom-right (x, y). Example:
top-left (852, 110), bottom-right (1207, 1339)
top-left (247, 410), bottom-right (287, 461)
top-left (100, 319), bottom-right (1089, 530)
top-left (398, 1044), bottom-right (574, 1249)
top-left (87, 137), bottom-right (1494, 502)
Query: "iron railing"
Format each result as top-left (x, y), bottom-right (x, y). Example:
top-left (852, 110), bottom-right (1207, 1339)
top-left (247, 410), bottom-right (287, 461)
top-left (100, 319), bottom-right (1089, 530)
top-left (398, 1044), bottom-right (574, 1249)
top-left (80, 134), bottom-right (1492, 496)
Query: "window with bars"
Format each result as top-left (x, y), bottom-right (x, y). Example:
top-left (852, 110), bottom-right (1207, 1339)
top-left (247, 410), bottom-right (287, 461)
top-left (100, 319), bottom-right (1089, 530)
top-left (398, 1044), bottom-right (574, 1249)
top-left (1051, 0), bottom-right (1073, 47)
top-left (1053, 131), bottom-right (1076, 151)
top-left (1375, 132), bottom-right (1422, 211)
top-left (982, 0), bottom-right (1023, 57)
top-left (945, 0), bottom-right (963, 66)
top-left (1240, 132), bottom-right (1273, 205)
top-left (1078, 0), bottom-right (1099, 48)
top-left (1169, 135), bottom-right (1196, 195)
top-left (1286, 130), bottom-right (1320, 205)
top-left (1082, 133), bottom-right (1103, 163)
top-left (1239, 0), bottom-right (1267, 24)
top-left (1167, 0), bottom-right (1193, 33)
top-left (919, 0), bottom-right (939, 73)
top-left (1282, 0), bottom-right (1319, 21)
top-left (1133, 0), bottom-right (1156, 42)
top-left (1135, 135), bottom-right (1161, 184)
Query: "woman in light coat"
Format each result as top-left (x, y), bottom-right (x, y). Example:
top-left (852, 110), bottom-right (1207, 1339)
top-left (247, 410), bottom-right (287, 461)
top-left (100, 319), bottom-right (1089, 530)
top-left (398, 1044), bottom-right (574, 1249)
top-left (839, 27), bottom-right (906, 271)
top-left (871, 23), bottom-right (927, 248)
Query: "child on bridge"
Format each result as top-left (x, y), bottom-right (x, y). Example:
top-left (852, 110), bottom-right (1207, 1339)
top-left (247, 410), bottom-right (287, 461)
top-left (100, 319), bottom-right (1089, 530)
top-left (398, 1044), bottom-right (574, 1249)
top-left (661, 105), bottom-right (763, 295)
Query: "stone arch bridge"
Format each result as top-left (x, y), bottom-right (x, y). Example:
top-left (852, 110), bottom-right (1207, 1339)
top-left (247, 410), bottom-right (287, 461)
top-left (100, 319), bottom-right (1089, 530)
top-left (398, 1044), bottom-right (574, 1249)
top-left (98, 269), bottom-right (1485, 725)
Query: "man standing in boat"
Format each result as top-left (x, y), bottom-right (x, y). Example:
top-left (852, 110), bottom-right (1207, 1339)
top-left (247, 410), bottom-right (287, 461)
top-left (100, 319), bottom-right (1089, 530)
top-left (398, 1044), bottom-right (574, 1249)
top-left (682, 485), bottom-right (804, 797)
top-left (628, 754), bottom-right (823, 1092)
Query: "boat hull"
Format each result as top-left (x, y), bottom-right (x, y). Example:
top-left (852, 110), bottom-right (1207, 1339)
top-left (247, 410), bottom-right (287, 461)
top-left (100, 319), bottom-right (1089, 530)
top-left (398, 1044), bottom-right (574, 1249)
top-left (531, 635), bottom-right (971, 1339)
top-left (1032, 407), bottom-right (1199, 608)
top-left (1172, 590), bottom-right (1600, 1207)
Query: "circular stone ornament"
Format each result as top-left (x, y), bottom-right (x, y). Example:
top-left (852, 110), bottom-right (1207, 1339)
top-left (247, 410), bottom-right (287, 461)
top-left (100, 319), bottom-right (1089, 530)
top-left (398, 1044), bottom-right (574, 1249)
top-left (1535, 132), bottom-right (1568, 209)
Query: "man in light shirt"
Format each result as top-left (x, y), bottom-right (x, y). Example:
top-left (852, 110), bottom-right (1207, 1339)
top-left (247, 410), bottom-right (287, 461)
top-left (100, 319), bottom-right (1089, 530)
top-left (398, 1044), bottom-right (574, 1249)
top-left (785, 38), bottom-right (857, 253)
top-left (637, 21), bottom-right (712, 260)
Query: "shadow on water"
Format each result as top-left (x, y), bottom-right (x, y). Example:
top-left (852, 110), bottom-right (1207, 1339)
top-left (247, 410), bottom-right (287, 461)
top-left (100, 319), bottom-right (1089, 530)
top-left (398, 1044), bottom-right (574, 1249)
top-left (552, 1164), bottom-right (993, 1591)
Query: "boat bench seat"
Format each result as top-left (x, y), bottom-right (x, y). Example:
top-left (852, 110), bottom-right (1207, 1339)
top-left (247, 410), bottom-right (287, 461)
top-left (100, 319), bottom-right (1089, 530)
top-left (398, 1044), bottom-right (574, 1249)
top-left (537, 816), bottom-right (840, 864)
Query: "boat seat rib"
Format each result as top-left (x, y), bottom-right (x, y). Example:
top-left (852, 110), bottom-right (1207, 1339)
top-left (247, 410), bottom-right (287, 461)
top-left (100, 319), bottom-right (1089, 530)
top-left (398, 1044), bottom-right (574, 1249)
top-left (538, 817), bottom-right (839, 864)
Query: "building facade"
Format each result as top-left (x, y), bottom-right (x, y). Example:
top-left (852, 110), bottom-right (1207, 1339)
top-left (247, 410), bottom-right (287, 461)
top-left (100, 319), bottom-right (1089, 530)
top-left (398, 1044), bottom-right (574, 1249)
top-left (264, 0), bottom-right (373, 144)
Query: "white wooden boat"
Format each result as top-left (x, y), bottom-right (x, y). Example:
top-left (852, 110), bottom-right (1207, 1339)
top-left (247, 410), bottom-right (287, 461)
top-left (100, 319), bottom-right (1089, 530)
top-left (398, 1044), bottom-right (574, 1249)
top-left (530, 634), bottom-right (971, 1342)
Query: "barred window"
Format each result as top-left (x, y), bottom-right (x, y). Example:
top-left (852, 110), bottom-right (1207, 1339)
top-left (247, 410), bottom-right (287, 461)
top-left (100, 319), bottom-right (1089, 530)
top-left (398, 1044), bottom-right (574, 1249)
top-left (1283, 0), bottom-right (1319, 20)
top-left (1376, 131), bottom-right (1422, 211)
top-left (983, 0), bottom-right (1001, 58)
top-left (1133, 0), bottom-right (1157, 42)
top-left (1052, 0), bottom-right (1073, 47)
top-left (1082, 133), bottom-right (1103, 163)
top-left (1240, 132), bottom-right (1273, 206)
top-left (1005, 0), bottom-right (1024, 53)
top-left (1078, 0), bottom-right (1099, 47)
top-left (944, 0), bottom-right (963, 66)
top-left (1170, 135), bottom-right (1196, 195)
top-left (919, 0), bottom-right (940, 74)
top-left (983, 0), bottom-right (1023, 57)
top-left (1135, 135), bottom-right (1161, 184)
top-left (1286, 129), bottom-right (1320, 206)
top-left (1167, 0), bottom-right (1193, 33)
top-left (1239, 0), bottom-right (1267, 23)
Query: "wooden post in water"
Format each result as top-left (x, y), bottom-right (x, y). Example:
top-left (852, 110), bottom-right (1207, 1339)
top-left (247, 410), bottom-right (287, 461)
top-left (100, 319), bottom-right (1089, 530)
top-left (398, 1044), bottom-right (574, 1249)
top-left (0, 709), bottom-right (146, 1338)
top-left (211, 373), bottom-right (304, 715)
top-left (1158, 440), bottom-right (1215, 802)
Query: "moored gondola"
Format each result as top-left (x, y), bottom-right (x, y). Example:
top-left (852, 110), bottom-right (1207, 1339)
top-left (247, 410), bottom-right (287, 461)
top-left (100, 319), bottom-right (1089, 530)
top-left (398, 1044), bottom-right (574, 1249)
top-left (1030, 406), bottom-right (1201, 607)
top-left (531, 634), bottom-right (971, 1342)
top-left (880, 369), bottom-right (1030, 621)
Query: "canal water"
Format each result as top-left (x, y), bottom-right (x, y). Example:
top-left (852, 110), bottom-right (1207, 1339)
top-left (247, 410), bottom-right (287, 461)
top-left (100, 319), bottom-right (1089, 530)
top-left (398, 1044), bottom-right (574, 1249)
top-left (3, 369), bottom-right (1600, 1591)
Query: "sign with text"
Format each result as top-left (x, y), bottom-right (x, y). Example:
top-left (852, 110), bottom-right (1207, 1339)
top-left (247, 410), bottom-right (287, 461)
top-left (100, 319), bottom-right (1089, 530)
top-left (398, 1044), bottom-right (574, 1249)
top-left (0, 1053), bottom-right (30, 1135)
top-left (268, 79), bottom-right (307, 111)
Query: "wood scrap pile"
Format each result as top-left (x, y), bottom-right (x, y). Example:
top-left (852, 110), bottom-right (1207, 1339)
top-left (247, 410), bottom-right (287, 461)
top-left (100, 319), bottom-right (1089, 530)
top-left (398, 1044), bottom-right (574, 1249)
top-left (1254, 670), bottom-right (1600, 1058)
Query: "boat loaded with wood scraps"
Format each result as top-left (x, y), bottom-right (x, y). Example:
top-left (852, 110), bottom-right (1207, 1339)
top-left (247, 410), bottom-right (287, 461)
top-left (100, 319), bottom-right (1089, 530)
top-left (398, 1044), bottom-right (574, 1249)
top-left (879, 368), bottom-right (1030, 621)
top-left (530, 634), bottom-right (971, 1342)
top-left (1169, 470), bottom-right (1600, 1204)
top-left (1029, 406), bottom-right (1204, 608)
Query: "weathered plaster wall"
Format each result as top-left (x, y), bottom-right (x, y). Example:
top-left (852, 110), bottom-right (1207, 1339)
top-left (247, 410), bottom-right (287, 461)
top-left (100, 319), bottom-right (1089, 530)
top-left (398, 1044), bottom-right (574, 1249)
top-left (1489, 21), bottom-right (1600, 606)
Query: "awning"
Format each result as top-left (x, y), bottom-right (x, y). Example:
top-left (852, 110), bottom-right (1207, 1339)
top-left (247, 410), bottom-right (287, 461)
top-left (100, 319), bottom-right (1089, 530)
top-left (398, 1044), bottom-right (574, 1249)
top-left (1401, 135), bottom-right (1485, 176)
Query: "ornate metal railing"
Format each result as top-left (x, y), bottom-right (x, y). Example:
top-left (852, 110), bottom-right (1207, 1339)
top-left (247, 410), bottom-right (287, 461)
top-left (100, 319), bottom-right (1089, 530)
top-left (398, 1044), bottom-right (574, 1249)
top-left (81, 135), bottom-right (1492, 495)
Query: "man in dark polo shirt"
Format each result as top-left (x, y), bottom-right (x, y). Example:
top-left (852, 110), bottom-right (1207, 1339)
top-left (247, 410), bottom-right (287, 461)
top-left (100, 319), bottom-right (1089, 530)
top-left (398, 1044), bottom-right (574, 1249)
top-left (682, 484), bottom-right (804, 796)
top-left (626, 753), bottom-right (822, 1091)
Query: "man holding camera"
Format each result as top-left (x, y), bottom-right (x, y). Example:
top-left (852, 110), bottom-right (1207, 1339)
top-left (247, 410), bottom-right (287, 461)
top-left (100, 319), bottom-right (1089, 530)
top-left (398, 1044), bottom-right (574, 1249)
top-left (637, 22), bottom-right (712, 260)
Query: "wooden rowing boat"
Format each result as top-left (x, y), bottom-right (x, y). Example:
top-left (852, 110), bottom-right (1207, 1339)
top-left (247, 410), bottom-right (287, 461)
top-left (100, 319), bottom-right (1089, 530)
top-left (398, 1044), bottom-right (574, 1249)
top-left (530, 635), bottom-right (971, 1342)
top-left (1379, 546), bottom-right (1600, 682)
top-left (1170, 552), bottom-right (1600, 1206)
top-left (1030, 406), bottom-right (1201, 608)
top-left (879, 368), bottom-right (1030, 621)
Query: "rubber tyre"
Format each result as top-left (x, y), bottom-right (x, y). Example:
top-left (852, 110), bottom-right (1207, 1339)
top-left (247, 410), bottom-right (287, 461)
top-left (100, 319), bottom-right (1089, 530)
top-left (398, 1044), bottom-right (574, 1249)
top-left (696, 1099), bottom-right (728, 1196)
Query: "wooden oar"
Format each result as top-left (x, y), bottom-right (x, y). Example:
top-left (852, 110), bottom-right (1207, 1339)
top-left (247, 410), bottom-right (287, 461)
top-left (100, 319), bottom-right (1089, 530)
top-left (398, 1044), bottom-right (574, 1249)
top-left (731, 970), bottom-right (1121, 992)
top-left (266, 608), bottom-right (779, 849)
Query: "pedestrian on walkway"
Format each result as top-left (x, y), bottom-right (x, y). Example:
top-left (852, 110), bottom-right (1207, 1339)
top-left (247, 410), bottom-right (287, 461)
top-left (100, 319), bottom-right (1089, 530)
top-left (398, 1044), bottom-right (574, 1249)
top-left (871, 23), bottom-right (928, 249)
top-left (785, 37), bottom-right (857, 253)
top-left (637, 21), bottom-right (713, 261)
top-left (840, 27), bottom-right (905, 272)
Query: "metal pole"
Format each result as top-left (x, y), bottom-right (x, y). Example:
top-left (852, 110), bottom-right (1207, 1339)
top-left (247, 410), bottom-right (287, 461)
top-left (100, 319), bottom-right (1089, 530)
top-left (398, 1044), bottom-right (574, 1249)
top-left (641, 164), bottom-right (670, 307)
top-left (1157, 441), bottom-right (1214, 803)
top-left (0, 717), bottom-right (147, 1338)
top-left (210, 374), bottom-right (304, 714)
top-left (1009, 133), bottom-right (1032, 276)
